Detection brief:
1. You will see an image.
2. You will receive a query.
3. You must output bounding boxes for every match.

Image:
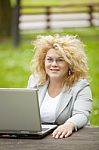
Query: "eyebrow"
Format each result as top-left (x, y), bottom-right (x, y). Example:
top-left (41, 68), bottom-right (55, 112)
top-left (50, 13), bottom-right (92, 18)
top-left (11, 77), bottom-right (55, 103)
top-left (46, 56), bottom-right (64, 59)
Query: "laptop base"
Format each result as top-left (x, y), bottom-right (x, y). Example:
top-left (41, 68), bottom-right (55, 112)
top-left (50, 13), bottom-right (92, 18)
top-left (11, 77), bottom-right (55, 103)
top-left (0, 129), bottom-right (53, 139)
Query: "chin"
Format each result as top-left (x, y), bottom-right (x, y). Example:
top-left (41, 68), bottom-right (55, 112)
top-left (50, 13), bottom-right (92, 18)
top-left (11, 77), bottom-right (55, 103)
top-left (49, 74), bottom-right (60, 78)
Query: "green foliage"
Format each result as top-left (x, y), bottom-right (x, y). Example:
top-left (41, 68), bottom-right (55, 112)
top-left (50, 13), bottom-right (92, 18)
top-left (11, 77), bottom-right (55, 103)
top-left (0, 27), bottom-right (99, 126)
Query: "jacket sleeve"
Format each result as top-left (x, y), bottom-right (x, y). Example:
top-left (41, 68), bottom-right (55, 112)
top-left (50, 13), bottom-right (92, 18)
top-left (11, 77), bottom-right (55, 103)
top-left (27, 74), bottom-right (39, 89)
top-left (67, 85), bottom-right (92, 130)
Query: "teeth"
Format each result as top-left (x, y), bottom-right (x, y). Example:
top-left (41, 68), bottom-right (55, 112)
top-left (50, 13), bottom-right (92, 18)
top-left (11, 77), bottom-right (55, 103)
top-left (51, 69), bottom-right (59, 71)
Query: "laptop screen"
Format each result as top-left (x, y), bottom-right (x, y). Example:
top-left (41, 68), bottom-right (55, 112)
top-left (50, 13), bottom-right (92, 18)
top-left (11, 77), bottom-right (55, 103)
top-left (0, 88), bottom-right (42, 132)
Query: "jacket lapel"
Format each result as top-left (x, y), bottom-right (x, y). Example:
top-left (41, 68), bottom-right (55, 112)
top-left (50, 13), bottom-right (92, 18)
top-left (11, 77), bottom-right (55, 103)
top-left (55, 90), bottom-right (73, 119)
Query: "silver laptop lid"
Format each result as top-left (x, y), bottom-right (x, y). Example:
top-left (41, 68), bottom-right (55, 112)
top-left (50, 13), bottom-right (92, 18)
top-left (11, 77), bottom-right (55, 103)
top-left (0, 88), bottom-right (41, 132)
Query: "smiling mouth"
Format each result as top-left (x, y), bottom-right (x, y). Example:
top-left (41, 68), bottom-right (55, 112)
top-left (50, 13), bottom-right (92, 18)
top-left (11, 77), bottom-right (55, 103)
top-left (50, 69), bottom-right (59, 71)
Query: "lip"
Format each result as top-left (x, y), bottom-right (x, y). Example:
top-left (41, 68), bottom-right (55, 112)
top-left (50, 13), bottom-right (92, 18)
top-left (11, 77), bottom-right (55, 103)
top-left (50, 69), bottom-right (59, 71)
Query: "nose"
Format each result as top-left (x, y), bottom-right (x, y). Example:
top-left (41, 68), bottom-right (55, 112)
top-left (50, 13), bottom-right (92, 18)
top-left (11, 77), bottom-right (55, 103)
top-left (51, 60), bottom-right (58, 66)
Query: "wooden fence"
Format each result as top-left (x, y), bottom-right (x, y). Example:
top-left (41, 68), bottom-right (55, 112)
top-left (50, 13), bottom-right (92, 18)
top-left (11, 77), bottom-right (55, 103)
top-left (12, 3), bottom-right (99, 46)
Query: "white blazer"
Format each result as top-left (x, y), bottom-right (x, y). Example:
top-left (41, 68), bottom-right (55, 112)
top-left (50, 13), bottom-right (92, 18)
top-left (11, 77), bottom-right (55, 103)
top-left (27, 75), bottom-right (92, 130)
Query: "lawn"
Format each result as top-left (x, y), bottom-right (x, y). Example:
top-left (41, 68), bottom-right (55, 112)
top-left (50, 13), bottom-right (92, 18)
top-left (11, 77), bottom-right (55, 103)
top-left (21, 0), bottom-right (99, 5)
top-left (0, 27), bottom-right (99, 126)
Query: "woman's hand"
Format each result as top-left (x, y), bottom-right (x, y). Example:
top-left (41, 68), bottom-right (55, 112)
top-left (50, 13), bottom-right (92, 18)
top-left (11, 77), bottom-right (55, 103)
top-left (52, 121), bottom-right (75, 139)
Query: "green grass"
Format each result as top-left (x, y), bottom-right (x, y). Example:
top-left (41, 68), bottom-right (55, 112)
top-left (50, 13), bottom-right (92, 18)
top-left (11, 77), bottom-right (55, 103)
top-left (0, 27), bottom-right (99, 126)
top-left (21, 0), bottom-right (99, 6)
top-left (0, 38), bottom-right (33, 88)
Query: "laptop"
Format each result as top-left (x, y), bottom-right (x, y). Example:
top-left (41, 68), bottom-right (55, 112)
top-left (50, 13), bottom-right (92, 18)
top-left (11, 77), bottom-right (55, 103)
top-left (0, 88), bottom-right (57, 139)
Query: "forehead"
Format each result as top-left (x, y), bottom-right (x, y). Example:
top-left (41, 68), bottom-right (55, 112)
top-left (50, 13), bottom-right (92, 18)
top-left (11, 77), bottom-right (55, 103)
top-left (46, 48), bottom-right (62, 57)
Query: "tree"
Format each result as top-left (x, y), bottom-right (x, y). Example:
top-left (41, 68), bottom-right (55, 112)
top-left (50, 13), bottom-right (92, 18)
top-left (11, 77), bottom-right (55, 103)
top-left (0, 0), bottom-right (12, 36)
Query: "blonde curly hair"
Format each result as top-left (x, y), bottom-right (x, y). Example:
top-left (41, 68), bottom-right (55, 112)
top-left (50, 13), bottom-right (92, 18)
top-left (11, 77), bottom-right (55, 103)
top-left (31, 34), bottom-right (88, 89)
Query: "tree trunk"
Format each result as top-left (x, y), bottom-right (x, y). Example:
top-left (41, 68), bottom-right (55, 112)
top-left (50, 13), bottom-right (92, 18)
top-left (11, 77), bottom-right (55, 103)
top-left (0, 0), bottom-right (12, 36)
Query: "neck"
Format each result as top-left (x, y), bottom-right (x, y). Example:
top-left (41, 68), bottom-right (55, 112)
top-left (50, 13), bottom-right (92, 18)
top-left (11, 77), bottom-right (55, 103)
top-left (48, 78), bottom-right (65, 97)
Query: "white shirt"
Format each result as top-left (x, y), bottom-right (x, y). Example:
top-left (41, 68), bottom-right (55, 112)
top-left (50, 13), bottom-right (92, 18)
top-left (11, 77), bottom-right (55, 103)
top-left (40, 91), bottom-right (62, 123)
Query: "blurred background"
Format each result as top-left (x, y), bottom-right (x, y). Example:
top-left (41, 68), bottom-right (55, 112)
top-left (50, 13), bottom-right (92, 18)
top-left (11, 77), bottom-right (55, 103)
top-left (0, 0), bottom-right (99, 126)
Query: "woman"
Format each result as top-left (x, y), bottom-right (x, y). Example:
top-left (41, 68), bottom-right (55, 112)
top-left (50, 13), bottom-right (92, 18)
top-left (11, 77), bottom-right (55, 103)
top-left (27, 34), bottom-right (92, 139)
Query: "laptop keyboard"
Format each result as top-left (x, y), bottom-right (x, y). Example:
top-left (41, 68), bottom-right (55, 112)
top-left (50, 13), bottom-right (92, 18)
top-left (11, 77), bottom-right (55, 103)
top-left (42, 127), bottom-right (49, 131)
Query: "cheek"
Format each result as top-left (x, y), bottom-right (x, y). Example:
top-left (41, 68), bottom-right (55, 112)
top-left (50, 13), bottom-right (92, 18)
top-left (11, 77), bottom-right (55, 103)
top-left (45, 63), bottom-right (50, 72)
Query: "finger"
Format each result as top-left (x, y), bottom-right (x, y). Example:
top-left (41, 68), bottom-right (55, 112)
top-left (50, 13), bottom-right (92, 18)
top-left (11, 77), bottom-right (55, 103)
top-left (59, 131), bottom-right (67, 139)
top-left (52, 127), bottom-right (60, 136)
top-left (52, 129), bottom-right (58, 137)
top-left (52, 131), bottom-right (62, 139)
top-left (65, 130), bottom-right (72, 138)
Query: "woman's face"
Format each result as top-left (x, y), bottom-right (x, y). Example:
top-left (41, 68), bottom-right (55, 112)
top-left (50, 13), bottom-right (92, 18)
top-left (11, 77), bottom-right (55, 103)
top-left (45, 48), bottom-right (69, 81)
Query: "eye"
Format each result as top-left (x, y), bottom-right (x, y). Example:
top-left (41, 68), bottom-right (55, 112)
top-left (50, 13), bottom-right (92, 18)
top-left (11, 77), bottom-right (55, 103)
top-left (57, 58), bottom-right (64, 62)
top-left (46, 57), bottom-right (53, 63)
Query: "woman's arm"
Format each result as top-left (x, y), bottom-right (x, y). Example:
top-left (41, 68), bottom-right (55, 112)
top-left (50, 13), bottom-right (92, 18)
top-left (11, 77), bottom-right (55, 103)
top-left (52, 85), bottom-right (92, 139)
